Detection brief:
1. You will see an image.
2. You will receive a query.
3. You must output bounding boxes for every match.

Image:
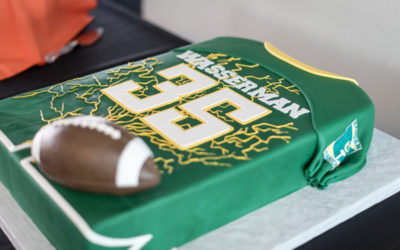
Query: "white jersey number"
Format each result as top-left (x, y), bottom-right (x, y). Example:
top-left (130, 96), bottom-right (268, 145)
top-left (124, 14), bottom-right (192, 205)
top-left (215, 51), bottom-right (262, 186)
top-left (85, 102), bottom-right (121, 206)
top-left (102, 64), bottom-right (216, 113)
top-left (103, 64), bottom-right (270, 148)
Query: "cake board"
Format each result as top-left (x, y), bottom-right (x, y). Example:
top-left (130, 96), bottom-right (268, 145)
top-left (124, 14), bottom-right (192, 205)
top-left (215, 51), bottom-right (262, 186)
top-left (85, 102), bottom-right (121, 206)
top-left (0, 128), bottom-right (399, 250)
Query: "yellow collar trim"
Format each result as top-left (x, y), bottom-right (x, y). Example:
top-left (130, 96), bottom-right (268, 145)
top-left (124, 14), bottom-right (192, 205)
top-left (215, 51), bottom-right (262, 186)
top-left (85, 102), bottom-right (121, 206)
top-left (264, 42), bottom-right (359, 86)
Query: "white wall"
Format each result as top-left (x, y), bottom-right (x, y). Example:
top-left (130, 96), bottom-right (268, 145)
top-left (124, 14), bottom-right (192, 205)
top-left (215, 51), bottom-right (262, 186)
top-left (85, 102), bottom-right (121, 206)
top-left (143, 0), bottom-right (400, 138)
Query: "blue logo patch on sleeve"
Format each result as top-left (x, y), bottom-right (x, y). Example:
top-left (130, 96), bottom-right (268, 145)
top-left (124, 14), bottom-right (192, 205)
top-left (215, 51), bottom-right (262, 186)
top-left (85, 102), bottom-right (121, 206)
top-left (323, 119), bottom-right (362, 169)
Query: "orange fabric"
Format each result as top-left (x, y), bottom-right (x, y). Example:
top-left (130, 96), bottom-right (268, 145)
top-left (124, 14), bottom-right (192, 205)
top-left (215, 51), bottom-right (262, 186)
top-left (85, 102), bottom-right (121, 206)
top-left (0, 0), bottom-right (97, 81)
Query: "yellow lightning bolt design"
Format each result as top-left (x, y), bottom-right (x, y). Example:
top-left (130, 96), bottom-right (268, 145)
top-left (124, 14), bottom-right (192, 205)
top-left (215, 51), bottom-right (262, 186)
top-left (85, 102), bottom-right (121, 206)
top-left (204, 52), bottom-right (300, 96)
top-left (14, 52), bottom-right (302, 174)
top-left (263, 78), bottom-right (301, 95)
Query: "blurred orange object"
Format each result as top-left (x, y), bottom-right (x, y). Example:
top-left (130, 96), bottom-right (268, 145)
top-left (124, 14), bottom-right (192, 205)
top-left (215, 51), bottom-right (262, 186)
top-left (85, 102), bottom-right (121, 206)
top-left (0, 0), bottom-right (97, 81)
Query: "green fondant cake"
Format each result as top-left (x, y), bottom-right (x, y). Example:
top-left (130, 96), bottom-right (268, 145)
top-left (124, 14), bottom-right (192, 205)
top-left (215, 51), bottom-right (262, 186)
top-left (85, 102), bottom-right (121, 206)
top-left (0, 37), bottom-right (374, 249)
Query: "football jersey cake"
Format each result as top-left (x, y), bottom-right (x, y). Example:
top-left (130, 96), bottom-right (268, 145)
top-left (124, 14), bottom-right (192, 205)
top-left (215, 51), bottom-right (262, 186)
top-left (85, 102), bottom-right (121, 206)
top-left (0, 37), bottom-right (374, 250)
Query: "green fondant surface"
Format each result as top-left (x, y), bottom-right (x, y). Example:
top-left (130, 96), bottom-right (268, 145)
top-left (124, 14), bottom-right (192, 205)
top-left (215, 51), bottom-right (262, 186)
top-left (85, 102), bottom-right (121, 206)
top-left (0, 37), bottom-right (374, 249)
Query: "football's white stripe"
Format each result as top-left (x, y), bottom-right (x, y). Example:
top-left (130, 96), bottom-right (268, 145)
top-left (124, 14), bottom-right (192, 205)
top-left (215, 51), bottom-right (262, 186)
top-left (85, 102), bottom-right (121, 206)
top-left (116, 137), bottom-right (154, 188)
top-left (31, 128), bottom-right (44, 163)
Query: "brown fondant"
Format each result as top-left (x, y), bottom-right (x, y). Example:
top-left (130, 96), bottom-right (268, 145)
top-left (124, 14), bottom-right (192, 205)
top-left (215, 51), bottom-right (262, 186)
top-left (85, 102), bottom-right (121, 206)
top-left (33, 116), bottom-right (161, 195)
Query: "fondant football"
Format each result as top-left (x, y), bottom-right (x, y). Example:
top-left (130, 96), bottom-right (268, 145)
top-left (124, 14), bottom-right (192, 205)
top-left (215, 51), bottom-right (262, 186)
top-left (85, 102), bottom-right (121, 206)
top-left (31, 116), bottom-right (160, 195)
